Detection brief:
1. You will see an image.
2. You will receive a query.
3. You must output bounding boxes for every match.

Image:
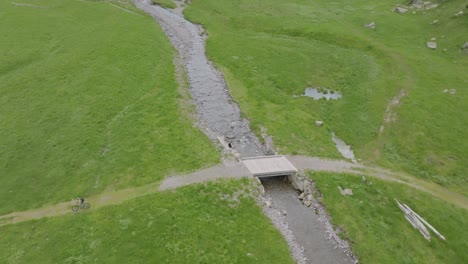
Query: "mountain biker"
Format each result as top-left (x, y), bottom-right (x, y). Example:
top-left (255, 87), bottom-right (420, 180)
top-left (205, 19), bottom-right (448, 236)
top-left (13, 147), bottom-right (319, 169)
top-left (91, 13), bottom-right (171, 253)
top-left (77, 197), bottom-right (85, 206)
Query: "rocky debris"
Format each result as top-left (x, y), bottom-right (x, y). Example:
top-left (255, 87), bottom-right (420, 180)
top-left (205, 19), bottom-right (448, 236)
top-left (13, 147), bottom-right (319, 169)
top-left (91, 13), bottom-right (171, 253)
top-left (430, 37), bottom-right (436, 41)
top-left (394, 6), bottom-right (408, 13)
top-left (261, 126), bottom-right (277, 155)
top-left (463, 42), bottom-right (468, 53)
top-left (454, 10), bottom-right (464, 17)
top-left (298, 192), bottom-right (305, 200)
top-left (338, 186), bottom-right (353, 196)
top-left (430, 19), bottom-right (438, 24)
top-left (442, 89), bottom-right (457, 94)
top-left (396, 1), bottom-right (438, 12)
top-left (364, 21), bottom-right (376, 29)
top-left (287, 173), bottom-right (358, 263)
top-left (315, 120), bottom-right (324, 127)
top-left (427, 41), bottom-right (437, 49)
top-left (134, 0), bottom-right (266, 159)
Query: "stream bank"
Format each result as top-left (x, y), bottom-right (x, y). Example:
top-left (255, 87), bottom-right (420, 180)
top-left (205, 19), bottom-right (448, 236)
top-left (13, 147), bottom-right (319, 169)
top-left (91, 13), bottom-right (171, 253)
top-left (133, 1), bottom-right (354, 263)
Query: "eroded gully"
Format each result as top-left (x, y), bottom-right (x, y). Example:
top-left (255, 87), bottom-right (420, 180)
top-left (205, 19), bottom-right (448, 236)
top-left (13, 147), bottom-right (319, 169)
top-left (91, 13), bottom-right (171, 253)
top-left (134, 1), bottom-right (354, 263)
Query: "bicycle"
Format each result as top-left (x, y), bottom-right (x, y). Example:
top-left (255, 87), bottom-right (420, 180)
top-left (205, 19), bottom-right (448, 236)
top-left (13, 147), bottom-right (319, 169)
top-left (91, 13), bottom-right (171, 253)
top-left (72, 202), bottom-right (90, 212)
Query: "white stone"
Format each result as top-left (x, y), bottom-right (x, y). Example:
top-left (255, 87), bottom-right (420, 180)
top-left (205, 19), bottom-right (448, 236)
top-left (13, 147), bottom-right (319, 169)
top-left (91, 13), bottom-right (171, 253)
top-left (298, 192), bottom-right (305, 200)
top-left (364, 21), bottom-right (376, 29)
top-left (394, 7), bottom-right (408, 13)
top-left (315, 120), bottom-right (324, 126)
top-left (427, 42), bottom-right (437, 49)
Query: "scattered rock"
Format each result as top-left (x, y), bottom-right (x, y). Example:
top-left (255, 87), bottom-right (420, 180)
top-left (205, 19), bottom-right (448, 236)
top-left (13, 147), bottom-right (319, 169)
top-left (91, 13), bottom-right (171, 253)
top-left (450, 89), bottom-right (456, 95)
top-left (427, 42), bottom-right (437, 49)
top-left (315, 120), bottom-right (324, 127)
top-left (306, 194), bottom-right (313, 201)
top-left (430, 37), bottom-right (436, 41)
top-left (338, 186), bottom-right (353, 196)
top-left (394, 7), bottom-right (408, 13)
top-left (454, 11), bottom-right (464, 17)
top-left (430, 19), bottom-right (438, 24)
top-left (304, 200), bottom-right (312, 207)
top-left (364, 21), bottom-right (376, 29)
top-left (265, 200), bottom-right (272, 208)
top-left (298, 192), bottom-right (305, 200)
top-left (463, 42), bottom-right (468, 53)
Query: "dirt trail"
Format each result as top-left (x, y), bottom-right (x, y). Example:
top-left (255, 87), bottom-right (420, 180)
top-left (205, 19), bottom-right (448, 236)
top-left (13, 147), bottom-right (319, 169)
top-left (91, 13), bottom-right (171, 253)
top-left (288, 155), bottom-right (468, 210)
top-left (0, 163), bottom-right (250, 227)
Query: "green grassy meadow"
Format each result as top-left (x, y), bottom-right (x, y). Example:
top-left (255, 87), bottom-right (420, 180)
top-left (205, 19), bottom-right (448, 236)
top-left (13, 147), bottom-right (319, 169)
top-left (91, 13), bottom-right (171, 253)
top-left (184, 0), bottom-right (468, 194)
top-left (311, 172), bottom-right (468, 263)
top-left (0, 179), bottom-right (294, 264)
top-left (0, 0), bottom-right (218, 214)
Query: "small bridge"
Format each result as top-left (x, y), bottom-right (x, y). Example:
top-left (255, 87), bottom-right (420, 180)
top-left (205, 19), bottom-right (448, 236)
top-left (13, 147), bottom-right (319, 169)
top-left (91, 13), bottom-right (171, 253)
top-left (241, 155), bottom-right (298, 177)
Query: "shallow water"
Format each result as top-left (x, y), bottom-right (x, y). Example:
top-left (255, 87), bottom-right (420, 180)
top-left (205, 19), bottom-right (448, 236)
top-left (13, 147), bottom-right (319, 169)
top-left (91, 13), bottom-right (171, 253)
top-left (261, 177), bottom-right (353, 264)
top-left (304, 87), bottom-right (342, 100)
top-left (331, 133), bottom-right (356, 162)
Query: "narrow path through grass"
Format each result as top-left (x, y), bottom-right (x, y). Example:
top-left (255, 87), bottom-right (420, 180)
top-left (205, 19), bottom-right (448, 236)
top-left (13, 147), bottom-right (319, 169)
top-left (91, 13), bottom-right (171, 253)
top-left (2, 157), bottom-right (465, 227)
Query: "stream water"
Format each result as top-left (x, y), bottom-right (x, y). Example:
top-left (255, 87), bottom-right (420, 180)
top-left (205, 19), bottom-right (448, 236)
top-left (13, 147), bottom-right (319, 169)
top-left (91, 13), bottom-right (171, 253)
top-left (134, 0), bottom-right (264, 158)
top-left (134, 1), bottom-right (354, 263)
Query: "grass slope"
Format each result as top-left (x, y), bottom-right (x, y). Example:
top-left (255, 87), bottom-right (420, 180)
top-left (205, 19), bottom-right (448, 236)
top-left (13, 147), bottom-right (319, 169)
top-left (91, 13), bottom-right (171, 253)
top-left (0, 179), bottom-right (294, 264)
top-left (311, 172), bottom-right (468, 263)
top-left (0, 0), bottom-right (218, 214)
top-left (152, 0), bottom-right (177, 9)
top-left (184, 0), bottom-right (468, 194)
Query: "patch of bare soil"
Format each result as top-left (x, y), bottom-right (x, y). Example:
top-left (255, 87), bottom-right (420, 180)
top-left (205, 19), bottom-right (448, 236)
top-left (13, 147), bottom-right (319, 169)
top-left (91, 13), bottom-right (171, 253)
top-left (380, 89), bottom-right (407, 134)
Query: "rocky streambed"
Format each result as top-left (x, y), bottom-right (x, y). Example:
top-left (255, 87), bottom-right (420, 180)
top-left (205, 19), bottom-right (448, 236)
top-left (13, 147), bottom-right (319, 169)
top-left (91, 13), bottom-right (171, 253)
top-left (134, 1), bottom-right (355, 263)
top-left (134, 0), bottom-right (264, 158)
